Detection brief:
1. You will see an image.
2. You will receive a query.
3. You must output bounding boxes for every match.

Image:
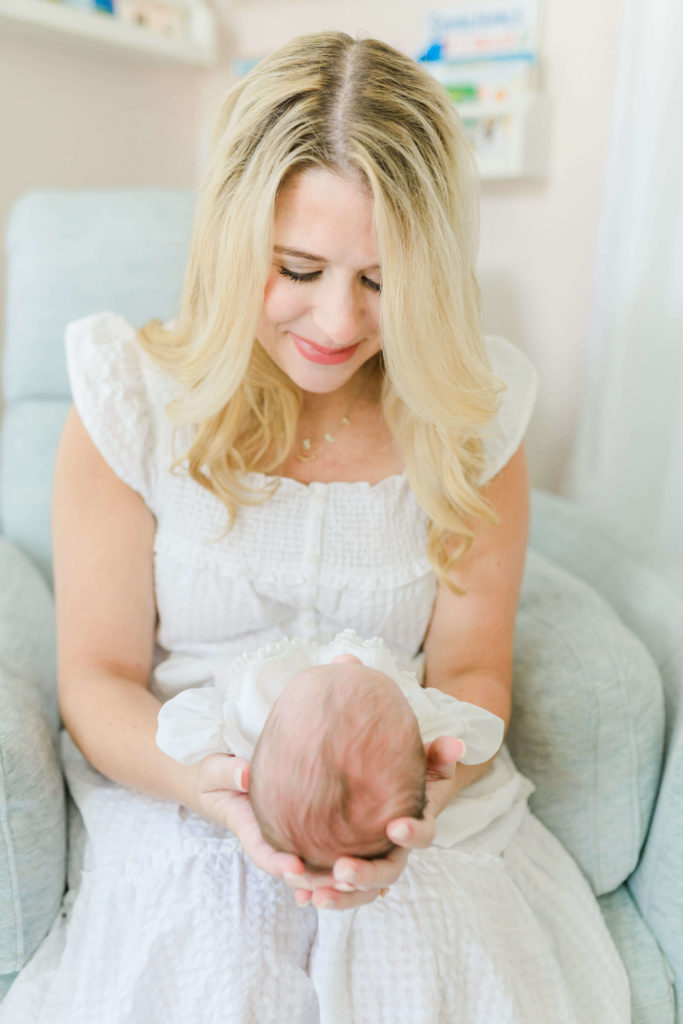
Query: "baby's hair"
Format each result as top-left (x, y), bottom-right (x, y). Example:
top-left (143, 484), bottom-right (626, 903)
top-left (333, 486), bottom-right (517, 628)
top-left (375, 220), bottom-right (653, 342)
top-left (250, 666), bottom-right (426, 870)
top-left (138, 30), bottom-right (502, 587)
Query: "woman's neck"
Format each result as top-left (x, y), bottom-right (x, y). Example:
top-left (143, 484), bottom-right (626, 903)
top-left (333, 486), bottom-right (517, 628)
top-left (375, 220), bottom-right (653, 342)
top-left (298, 357), bottom-right (381, 427)
top-left (276, 368), bottom-right (402, 484)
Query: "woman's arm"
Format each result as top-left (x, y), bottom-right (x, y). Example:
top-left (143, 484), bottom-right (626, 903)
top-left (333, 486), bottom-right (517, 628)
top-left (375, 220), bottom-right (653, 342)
top-left (419, 441), bottom-right (530, 803)
top-left (53, 407), bottom-right (302, 877)
top-left (54, 406), bottom-right (185, 799)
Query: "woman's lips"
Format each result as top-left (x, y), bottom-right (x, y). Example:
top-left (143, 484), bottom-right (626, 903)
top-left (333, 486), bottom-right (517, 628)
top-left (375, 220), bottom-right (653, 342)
top-left (290, 332), bottom-right (359, 365)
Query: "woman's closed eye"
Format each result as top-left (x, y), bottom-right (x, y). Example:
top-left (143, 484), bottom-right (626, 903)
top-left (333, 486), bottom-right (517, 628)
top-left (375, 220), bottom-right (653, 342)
top-left (278, 265), bottom-right (381, 293)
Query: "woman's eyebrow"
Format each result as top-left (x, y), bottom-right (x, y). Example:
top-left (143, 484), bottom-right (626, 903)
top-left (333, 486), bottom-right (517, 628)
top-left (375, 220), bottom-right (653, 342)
top-left (273, 245), bottom-right (380, 272)
top-left (274, 245), bottom-right (324, 261)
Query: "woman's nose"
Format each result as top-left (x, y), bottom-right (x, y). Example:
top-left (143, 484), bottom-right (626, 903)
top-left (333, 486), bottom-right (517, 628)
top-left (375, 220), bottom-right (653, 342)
top-left (312, 282), bottom-right (365, 347)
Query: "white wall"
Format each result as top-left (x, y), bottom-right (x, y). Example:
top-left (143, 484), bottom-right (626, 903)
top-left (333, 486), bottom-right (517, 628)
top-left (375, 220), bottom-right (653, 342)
top-left (0, 0), bottom-right (624, 492)
top-left (0, 27), bottom-right (208, 338)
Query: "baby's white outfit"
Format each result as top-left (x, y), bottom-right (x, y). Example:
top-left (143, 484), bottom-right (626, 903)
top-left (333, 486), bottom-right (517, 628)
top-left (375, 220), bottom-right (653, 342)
top-left (156, 631), bottom-right (506, 848)
top-left (0, 314), bottom-right (630, 1024)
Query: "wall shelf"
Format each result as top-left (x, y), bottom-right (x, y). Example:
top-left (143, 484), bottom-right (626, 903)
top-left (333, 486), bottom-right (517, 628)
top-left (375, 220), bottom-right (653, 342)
top-left (0, 0), bottom-right (217, 66)
top-left (423, 58), bottom-right (549, 181)
top-left (457, 94), bottom-right (551, 181)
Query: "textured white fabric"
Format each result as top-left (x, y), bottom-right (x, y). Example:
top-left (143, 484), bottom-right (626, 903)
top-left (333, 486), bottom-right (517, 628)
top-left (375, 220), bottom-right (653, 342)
top-left (0, 313), bottom-right (630, 1024)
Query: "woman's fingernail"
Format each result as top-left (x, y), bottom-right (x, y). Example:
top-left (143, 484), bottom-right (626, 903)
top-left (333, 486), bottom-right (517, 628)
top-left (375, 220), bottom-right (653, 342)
top-left (283, 872), bottom-right (303, 885)
top-left (388, 823), bottom-right (410, 842)
top-left (334, 882), bottom-right (355, 893)
top-left (454, 739), bottom-right (466, 760)
top-left (334, 867), bottom-right (357, 884)
top-left (234, 767), bottom-right (247, 791)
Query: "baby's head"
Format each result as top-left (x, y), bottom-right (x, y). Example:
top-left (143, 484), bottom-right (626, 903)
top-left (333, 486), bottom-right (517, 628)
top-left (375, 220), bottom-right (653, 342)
top-left (249, 655), bottom-right (427, 870)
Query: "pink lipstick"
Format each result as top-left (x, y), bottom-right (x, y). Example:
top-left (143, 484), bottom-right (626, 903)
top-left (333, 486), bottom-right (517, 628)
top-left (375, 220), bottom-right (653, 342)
top-left (290, 332), bottom-right (359, 365)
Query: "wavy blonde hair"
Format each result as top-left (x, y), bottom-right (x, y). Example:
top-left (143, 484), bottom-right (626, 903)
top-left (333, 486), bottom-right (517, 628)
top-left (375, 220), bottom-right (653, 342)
top-left (139, 31), bottom-right (502, 583)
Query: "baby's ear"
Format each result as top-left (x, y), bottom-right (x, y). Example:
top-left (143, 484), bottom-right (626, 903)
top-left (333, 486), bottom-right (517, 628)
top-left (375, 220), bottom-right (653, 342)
top-left (331, 654), bottom-right (362, 664)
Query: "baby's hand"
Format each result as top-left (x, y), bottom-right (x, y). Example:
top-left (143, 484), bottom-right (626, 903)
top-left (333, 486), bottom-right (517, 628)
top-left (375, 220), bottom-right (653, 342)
top-left (196, 753), bottom-right (304, 879)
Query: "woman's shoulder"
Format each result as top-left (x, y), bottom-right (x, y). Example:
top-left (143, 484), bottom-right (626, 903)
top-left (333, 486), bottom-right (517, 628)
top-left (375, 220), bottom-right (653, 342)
top-left (64, 311), bottom-right (178, 508)
top-left (65, 310), bottom-right (178, 406)
top-left (66, 311), bottom-right (171, 378)
top-left (65, 310), bottom-right (139, 357)
top-left (480, 335), bottom-right (538, 485)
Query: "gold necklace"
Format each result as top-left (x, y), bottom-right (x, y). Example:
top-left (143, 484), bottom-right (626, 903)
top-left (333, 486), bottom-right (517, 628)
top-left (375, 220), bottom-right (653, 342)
top-left (296, 408), bottom-right (353, 462)
top-left (295, 369), bottom-right (372, 463)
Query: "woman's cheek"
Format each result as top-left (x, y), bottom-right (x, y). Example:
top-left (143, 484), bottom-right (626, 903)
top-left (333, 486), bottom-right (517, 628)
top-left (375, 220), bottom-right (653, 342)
top-left (262, 279), bottom-right (307, 324)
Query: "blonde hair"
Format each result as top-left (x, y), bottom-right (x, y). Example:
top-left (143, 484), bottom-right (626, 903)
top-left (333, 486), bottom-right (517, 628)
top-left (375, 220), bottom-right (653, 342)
top-left (139, 31), bottom-right (502, 582)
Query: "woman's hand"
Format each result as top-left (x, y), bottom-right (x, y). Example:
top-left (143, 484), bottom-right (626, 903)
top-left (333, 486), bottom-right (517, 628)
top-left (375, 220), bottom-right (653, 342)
top-left (408, 734), bottom-right (466, 839)
top-left (281, 735), bottom-right (464, 910)
top-left (196, 753), bottom-right (304, 879)
top-left (281, 844), bottom-right (411, 911)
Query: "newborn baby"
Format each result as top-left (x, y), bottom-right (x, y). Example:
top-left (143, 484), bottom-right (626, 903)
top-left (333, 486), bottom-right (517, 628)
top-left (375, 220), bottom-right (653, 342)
top-left (156, 631), bottom-right (505, 869)
top-left (250, 654), bottom-right (427, 868)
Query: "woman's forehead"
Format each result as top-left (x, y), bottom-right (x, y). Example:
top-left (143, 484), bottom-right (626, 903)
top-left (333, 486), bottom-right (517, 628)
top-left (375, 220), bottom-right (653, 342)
top-left (273, 167), bottom-right (379, 268)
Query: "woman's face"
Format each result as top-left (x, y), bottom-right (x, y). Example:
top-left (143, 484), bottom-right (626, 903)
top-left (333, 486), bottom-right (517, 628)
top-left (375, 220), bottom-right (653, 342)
top-left (255, 167), bottom-right (382, 397)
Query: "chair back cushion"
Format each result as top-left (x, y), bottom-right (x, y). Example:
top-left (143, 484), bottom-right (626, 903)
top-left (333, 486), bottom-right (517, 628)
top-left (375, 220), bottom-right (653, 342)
top-left (2, 188), bottom-right (195, 581)
top-left (510, 549), bottom-right (665, 894)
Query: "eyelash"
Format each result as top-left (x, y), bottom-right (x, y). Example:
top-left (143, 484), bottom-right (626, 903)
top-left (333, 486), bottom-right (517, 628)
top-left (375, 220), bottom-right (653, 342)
top-left (278, 266), bottom-right (381, 294)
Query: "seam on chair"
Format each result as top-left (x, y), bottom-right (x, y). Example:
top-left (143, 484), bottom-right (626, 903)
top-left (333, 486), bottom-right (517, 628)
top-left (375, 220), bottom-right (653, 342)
top-left (631, 720), bottom-right (683, 923)
top-left (517, 600), bottom-right (601, 888)
top-left (520, 587), bottom-right (640, 894)
top-left (0, 737), bottom-right (25, 972)
top-left (599, 615), bottom-right (654, 865)
top-left (632, 989), bottom-right (676, 1024)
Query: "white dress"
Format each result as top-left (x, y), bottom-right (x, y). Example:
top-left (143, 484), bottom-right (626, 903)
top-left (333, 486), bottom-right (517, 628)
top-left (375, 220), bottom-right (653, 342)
top-left (0, 314), bottom-right (631, 1024)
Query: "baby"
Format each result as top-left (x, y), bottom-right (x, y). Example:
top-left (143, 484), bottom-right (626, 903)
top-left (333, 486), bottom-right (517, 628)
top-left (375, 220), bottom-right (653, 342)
top-left (249, 655), bottom-right (427, 869)
top-left (156, 632), bottom-right (505, 870)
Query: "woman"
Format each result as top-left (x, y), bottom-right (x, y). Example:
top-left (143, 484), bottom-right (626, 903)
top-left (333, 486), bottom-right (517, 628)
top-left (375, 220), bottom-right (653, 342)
top-left (1, 31), bottom-right (630, 1024)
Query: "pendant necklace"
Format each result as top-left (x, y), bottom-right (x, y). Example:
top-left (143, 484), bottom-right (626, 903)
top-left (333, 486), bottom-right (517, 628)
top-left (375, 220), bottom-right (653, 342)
top-left (295, 372), bottom-right (370, 463)
top-left (295, 407), bottom-right (354, 463)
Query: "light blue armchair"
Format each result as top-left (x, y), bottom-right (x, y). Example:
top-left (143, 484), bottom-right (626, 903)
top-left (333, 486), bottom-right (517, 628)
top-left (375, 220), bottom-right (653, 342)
top-left (1, 190), bottom-right (681, 1022)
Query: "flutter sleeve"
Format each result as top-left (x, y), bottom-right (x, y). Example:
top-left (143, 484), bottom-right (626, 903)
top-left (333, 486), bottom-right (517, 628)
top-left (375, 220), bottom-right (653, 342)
top-left (405, 686), bottom-right (505, 765)
top-left (65, 311), bottom-right (170, 511)
top-left (155, 641), bottom-right (314, 764)
top-left (480, 335), bottom-right (539, 485)
top-left (156, 686), bottom-right (227, 765)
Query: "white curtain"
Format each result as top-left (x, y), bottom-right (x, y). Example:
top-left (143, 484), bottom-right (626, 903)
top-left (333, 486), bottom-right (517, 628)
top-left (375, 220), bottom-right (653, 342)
top-left (569, 0), bottom-right (683, 552)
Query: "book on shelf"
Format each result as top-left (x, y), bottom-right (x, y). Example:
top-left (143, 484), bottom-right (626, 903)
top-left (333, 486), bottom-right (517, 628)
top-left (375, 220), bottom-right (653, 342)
top-left (58, 0), bottom-right (191, 43)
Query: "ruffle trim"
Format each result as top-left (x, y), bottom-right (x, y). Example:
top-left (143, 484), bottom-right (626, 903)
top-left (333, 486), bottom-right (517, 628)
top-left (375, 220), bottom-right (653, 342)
top-left (227, 628), bottom-right (402, 675)
top-left (153, 529), bottom-right (434, 590)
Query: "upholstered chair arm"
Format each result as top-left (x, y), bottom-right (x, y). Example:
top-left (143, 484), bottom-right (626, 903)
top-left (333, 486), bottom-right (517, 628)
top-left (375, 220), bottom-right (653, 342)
top-left (0, 537), bottom-right (66, 990)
